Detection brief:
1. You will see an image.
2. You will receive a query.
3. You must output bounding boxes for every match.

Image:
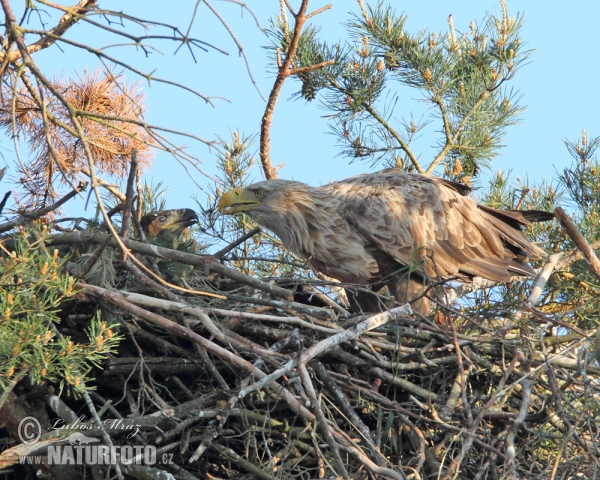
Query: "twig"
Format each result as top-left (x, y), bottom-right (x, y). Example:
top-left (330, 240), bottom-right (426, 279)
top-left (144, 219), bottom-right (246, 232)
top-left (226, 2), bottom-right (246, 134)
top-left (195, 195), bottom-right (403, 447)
top-left (0, 191), bottom-right (10, 216)
top-left (82, 283), bottom-right (315, 422)
top-left (338, 443), bottom-right (406, 480)
top-left (120, 149), bottom-right (138, 239)
top-left (555, 239), bottom-right (600, 271)
top-left (555, 206), bottom-right (600, 281)
top-left (312, 359), bottom-right (387, 467)
top-left (81, 390), bottom-right (124, 480)
top-left (120, 290), bottom-right (340, 332)
top-left (427, 90), bottom-right (491, 174)
top-left (298, 304), bottom-right (412, 365)
top-left (202, 0), bottom-right (266, 102)
top-left (443, 364), bottom-right (471, 421)
top-left (441, 351), bottom-right (523, 480)
top-left (300, 284), bottom-right (349, 316)
top-left (237, 305), bottom-right (411, 399)
top-left (504, 380), bottom-right (531, 478)
top-left (0, 368), bottom-right (29, 411)
top-left (75, 234), bottom-right (112, 280)
top-left (299, 362), bottom-right (350, 480)
top-left (213, 227), bottom-right (260, 258)
top-left (119, 292), bottom-right (287, 360)
top-left (46, 230), bottom-right (293, 300)
top-left (0, 0), bottom-right (99, 63)
top-left (0, 180), bottom-right (87, 233)
top-left (369, 367), bottom-right (441, 402)
top-left (181, 317), bottom-right (230, 391)
top-left (364, 103), bottom-right (423, 173)
top-left (210, 443), bottom-right (276, 480)
top-left (121, 259), bottom-right (181, 301)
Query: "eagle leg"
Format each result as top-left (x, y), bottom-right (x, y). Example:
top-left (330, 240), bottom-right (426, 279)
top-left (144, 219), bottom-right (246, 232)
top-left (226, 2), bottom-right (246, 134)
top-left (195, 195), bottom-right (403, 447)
top-left (345, 276), bottom-right (432, 316)
top-left (394, 278), bottom-right (431, 316)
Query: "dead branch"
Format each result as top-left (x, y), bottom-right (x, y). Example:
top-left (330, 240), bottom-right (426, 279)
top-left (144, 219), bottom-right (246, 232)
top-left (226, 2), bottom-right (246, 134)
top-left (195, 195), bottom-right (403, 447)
top-left (46, 229), bottom-right (294, 300)
top-left (555, 206), bottom-right (600, 281)
top-left (120, 149), bottom-right (138, 239)
top-left (0, 0), bottom-right (99, 63)
top-left (81, 282), bottom-right (315, 422)
top-left (0, 180), bottom-right (87, 233)
top-left (526, 252), bottom-right (564, 307)
top-left (213, 226), bottom-right (261, 258)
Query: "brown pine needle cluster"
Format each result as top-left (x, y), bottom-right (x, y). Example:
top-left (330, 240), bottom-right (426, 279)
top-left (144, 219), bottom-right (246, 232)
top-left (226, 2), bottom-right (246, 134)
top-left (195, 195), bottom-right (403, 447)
top-left (0, 69), bottom-right (154, 210)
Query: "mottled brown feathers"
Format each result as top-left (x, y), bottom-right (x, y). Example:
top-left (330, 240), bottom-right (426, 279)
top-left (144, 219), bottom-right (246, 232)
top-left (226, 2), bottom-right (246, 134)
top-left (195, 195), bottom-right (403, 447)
top-left (218, 169), bottom-right (554, 313)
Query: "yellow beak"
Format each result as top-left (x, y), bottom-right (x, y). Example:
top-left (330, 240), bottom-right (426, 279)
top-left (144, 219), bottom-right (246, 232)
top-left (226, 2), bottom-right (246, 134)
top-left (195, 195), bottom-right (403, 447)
top-left (218, 188), bottom-right (259, 214)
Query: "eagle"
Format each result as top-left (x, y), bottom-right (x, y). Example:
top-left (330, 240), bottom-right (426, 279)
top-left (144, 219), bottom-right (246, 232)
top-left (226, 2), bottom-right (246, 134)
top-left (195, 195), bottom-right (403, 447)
top-left (140, 209), bottom-right (198, 237)
top-left (217, 169), bottom-right (554, 314)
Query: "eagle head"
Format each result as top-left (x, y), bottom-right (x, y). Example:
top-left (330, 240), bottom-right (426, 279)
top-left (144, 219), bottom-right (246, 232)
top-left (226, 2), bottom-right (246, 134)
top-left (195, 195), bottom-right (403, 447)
top-left (218, 185), bottom-right (265, 215)
top-left (140, 208), bottom-right (198, 237)
top-left (217, 180), bottom-right (306, 217)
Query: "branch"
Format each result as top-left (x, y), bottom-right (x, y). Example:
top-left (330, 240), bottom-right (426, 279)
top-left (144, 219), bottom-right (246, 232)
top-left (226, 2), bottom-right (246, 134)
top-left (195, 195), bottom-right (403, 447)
top-left (554, 207), bottom-right (600, 282)
top-left (202, 0), bottom-right (266, 101)
top-left (46, 229), bottom-right (294, 300)
top-left (0, 190), bottom-right (11, 216)
top-left (81, 282), bottom-right (315, 422)
top-left (312, 360), bottom-right (387, 467)
top-left (298, 363), bottom-right (350, 480)
top-left (237, 305), bottom-right (411, 399)
top-left (0, 180), bottom-right (87, 233)
top-left (259, 0), bottom-right (332, 179)
top-left (526, 252), bottom-right (564, 307)
top-left (426, 91), bottom-right (490, 174)
top-left (0, 0), bottom-right (99, 63)
top-left (556, 239), bottom-right (600, 271)
top-left (119, 149), bottom-right (138, 239)
top-left (291, 58), bottom-right (335, 75)
top-left (213, 226), bottom-right (261, 259)
top-left (364, 102), bottom-right (423, 173)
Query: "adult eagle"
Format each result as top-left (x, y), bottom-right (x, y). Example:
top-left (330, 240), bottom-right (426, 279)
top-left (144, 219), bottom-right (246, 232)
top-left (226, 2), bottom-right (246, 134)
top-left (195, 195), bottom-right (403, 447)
top-left (218, 169), bottom-right (553, 314)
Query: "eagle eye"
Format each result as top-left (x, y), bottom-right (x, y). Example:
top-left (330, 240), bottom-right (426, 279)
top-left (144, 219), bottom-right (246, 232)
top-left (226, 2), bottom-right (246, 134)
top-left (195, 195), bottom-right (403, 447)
top-left (254, 189), bottom-right (262, 197)
top-left (158, 216), bottom-right (166, 223)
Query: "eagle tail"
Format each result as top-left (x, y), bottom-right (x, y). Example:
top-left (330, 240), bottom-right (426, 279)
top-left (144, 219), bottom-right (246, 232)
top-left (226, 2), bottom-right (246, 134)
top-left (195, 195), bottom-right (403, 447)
top-left (478, 205), bottom-right (553, 261)
top-left (516, 210), bottom-right (555, 223)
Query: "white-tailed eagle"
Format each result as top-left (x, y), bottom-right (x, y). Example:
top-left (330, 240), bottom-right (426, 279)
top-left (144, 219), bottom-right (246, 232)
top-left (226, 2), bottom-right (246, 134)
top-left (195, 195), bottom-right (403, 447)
top-left (218, 169), bottom-right (553, 314)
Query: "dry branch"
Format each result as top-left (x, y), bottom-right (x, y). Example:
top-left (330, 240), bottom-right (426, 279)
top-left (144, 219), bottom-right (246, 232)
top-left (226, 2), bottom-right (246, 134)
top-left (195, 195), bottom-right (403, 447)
top-left (0, 180), bottom-right (87, 233)
top-left (0, 0), bottom-right (99, 64)
top-left (46, 229), bottom-right (294, 300)
top-left (555, 206), bottom-right (600, 281)
top-left (82, 282), bottom-right (315, 422)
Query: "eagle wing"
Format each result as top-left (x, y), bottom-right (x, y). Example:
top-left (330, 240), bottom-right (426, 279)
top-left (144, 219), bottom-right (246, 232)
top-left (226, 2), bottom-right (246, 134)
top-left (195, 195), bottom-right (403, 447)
top-left (326, 169), bottom-right (539, 282)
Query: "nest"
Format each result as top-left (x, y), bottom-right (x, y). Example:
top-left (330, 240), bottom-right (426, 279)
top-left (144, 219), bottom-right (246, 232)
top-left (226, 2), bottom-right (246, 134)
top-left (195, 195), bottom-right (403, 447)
top-left (1, 224), bottom-right (599, 480)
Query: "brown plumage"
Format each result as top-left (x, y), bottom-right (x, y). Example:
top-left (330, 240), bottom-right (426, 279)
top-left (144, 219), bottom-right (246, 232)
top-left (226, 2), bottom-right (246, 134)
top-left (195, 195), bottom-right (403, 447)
top-left (218, 169), bottom-right (554, 314)
top-left (141, 209), bottom-right (198, 237)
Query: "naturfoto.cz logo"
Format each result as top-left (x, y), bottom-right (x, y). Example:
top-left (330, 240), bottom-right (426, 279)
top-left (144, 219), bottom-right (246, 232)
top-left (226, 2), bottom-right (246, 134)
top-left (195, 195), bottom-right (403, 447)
top-left (46, 444), bottom-right (158, 465)
top-left (17, 416), bottom-right (172, 466)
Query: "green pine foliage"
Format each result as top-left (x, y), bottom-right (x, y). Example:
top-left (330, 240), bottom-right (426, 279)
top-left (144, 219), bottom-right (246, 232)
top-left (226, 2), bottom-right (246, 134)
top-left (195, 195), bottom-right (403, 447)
top-left (0, 228), bottom-right (121, 395)
top-left (270, 1), bottom-right (529, 177)
top-left (199, 132), bottom-right (311, 280)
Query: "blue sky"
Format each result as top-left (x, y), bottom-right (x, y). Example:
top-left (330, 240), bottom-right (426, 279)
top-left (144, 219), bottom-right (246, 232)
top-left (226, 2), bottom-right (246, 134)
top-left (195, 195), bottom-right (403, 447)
top-left (3, 0), bottom-right (600, 214)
